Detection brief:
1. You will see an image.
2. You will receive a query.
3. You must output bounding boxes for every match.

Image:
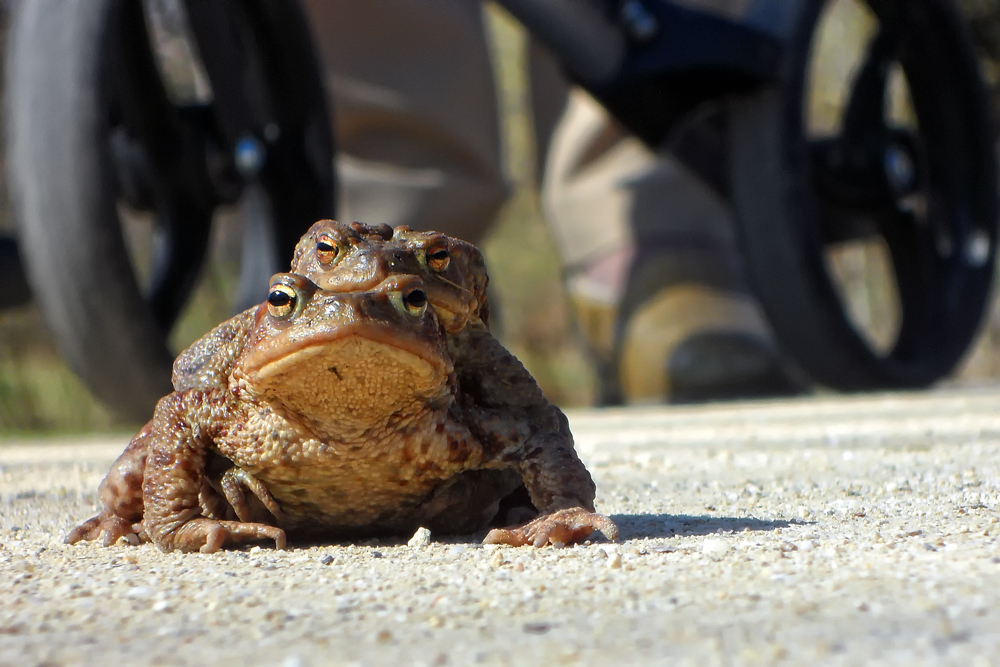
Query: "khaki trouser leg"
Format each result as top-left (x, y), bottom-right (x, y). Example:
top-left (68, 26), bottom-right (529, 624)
top-left (536, 89), bottom-right (775, 404)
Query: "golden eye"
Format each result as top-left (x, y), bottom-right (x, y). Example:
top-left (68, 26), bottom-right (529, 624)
top-left (402, 287), bottom-right (428, 315)
top-left (267, 284), bottom-right (297, 319)
top-left (426, 246), bottom-right (450, 272)
top-left (316, 234), bottom-right (339, 265)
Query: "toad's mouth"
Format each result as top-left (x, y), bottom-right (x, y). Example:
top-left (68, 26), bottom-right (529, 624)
top-left (242, 323), bottom-right (451, 427)
top-left (244, 321), bottom-right (448, 378)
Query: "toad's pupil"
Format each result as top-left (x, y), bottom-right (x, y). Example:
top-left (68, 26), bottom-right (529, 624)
top-left (403, 289), bottom-right (427, 308)
top-left (268, 290), bottom-right (294, 307)
top-left (429, 249), bottom-right (448, 260)
top-left (317, 241), bottom-right (335, 252)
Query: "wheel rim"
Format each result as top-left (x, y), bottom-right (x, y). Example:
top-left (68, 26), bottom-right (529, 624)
top-left (789, 0), bottom-right (997, 386)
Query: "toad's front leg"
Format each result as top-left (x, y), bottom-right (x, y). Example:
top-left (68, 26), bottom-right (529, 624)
top-left (484, 410), bottom-right (617, 547)
top-left (141, 391), bottom-right (286, 553)
top-left (454, 329), bottom-right (616, 547)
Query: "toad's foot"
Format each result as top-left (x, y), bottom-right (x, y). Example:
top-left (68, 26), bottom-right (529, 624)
top-left (483, 507), bottom-right (619, 547)
top-left (220, 467), bottom-right (284, 522)
top-left (168, 518), bottom-right (286, 553)
top-left (66, 513), bottom-right (144, 547)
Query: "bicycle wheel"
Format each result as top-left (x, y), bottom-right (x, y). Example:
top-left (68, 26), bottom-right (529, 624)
top-left (5, 0), bottom-right (333, 421)
top-left (729, 0), bottom-right (998, 390)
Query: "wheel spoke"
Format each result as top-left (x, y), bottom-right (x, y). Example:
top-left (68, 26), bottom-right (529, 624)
top-left (147, 205), bottom-right (214, 332)
top-left (842, 22), bottom-right (898, 141)
top-left (111, 0), bottom-right (218, 331)
top-left (876, 205), bottom-right (938, 361)
top-left (233, 184), bottom-right (280, 314)
top-left (180, 0), bottom-right (259, 149)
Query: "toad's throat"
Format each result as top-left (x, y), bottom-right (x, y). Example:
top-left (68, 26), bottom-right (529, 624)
top-left (246, 334), bottom-right (449, 431)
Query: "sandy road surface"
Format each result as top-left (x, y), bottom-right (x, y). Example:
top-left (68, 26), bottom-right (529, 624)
top-left (2, 388), bottom-right (1000, 666)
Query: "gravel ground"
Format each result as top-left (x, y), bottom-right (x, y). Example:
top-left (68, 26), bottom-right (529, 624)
top-left (2, 387), bottom-right (1000, 666)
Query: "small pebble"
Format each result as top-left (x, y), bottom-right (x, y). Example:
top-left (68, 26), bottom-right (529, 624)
top-left (372, 551), bottom-right (383, 559)
top-left (125, 587), bottom-right (152, 600)
top-left (448, 545), bottom-right (467, 555)
top-left (649, 545), bottom-right (678, 554)
top-left (523, 622), bottom-right (551, 635)
top-left (408, 527), bottom-right (432, 548)
top-left (702, 539), bottom-right (730, 559)
top-left (115, 533), bottom-right (140, 547)
top-left (607, 552), bottom-right (622, 569)
top-left (319, 554), bottom-right (334, 566)
top-left (11, 560), bottom-right (35, 573)
top-left (490, 550), bottom-right (506, 568)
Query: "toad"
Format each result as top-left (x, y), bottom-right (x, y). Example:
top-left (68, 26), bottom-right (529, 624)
top-left (75, 221), bottom-right (608, 548)
top-left (69, 272), bottom-right (615, 552)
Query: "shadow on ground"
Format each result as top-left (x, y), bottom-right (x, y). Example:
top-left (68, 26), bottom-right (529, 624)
top-left (288, 513), bottom-right (800, 548)
top-left (612, 514), bottom-right (802, 540)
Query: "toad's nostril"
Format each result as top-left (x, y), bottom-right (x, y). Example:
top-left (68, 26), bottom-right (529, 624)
top-left (403, 288), bottom-right (427, 310)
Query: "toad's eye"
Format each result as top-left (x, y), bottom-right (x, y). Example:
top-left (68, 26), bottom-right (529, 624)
top-left (267, 285), bottom-right (297, 319)
top-left (316, 235), bottom-right (339, 264)
top-left (427, 246), bottom-right (450, 272)
top-left (402, 288), bottom-right (428, 315)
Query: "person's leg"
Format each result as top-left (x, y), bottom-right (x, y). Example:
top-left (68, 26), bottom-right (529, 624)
top-left (535, 77), bottom-right (802, 404)
top-left (299, 0), bottom-right (508, 243)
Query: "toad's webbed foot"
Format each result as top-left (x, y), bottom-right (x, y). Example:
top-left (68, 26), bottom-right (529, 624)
top-left (219, 467), bottom-right (283, 523)
top-left (483, 507), bottom-right (618, 547)
top-left (66, 513), bottom-right (145, 547)
top-left (169, 518), bottom-right (286, 553)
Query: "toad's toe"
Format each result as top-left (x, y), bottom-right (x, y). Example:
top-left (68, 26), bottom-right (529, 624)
top-left (170, 518), bottom-right (287, 553)
top-left (483, 507), bottom-right (618, 547)
top-left (66, 513), bottom-right (142, 547)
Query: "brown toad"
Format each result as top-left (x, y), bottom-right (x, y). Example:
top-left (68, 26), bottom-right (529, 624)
top-left (75, 221), bottom-right (607, 548)
top-left (69, 272), bottom-right (615, 552)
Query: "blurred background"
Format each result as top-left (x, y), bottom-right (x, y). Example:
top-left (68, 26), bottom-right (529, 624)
top-left (2, 0), bottom-right (1000, 435)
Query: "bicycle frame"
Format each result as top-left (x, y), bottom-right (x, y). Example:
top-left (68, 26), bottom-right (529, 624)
top-left (496, 0), bottom-right (800, 146)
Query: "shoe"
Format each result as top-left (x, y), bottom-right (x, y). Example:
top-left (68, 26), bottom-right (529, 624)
top-left (618, 284), bottom-right (804, 404)
top-left (571, 278), bottom-right (806, 405)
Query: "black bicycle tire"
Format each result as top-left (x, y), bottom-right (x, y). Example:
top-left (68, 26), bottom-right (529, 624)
top-left (5, 0), bottom-right (174, 421)
top-left (729, 0), bottom-right (999, 390)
